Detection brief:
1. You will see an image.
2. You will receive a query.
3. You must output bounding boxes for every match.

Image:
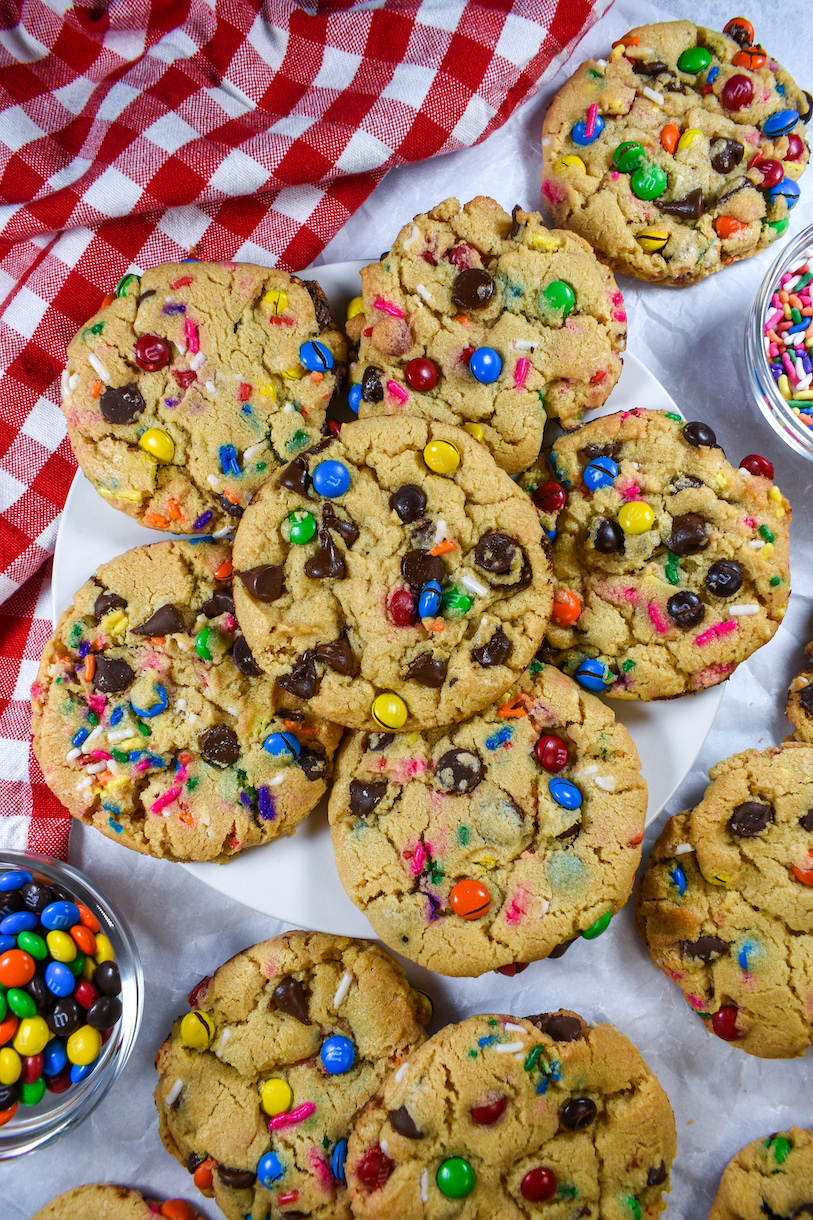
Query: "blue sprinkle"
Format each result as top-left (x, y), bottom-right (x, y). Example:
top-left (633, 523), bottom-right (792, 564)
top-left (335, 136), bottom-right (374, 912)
top-left (478, 1035), bottom-right (498, 1047)
top-left (71, 728), bottom-right (89, 748)
top-left (108, 819), bottom-right (124, 833)
top-left (163, 304), bottom-right (186, 314)
top-left (239, 790), bottom-right (252, 807)
top-left (776, 83), bottom-right (785, 96)
top-left (193, 510), bottom-right (214, 531)
top-left (669, 864), bottom-right (687, 896)
top-left (242, 404), bottom-right (252, 414)
top-left (738, 941), bottom-right (755, 970)
top-left (148, 754), bottom-right (165, 768)
top-left (109, 707), bottom-right (123, 726)
top-left (536, 1077), bottom-right (549, 1094)
top-left (549, 1060), bottom-right (562, 1081)
top-left (188, 534), bottom-right (215, 544)
top-left (128, 751), bottom-right (146, 762)
top-left (485, 726), bottom-right (512, 750)
top-left (78, 640), bottom-right (90, 658)
top-left (258, 786), bottom-right (275, 820)
top-left (706, 65), bottom-right (719, 83)
top-left (164, 398), bottom-right (178, 408)
top-left (788, 321), bottom-right (810, 334)
top-left (219, 444), bottom-right (241, 476)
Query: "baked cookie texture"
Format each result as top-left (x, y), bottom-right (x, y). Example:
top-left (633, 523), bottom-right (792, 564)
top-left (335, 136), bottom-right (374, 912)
top-left (31, 541), bottom-right (341, 863)
top-left (541, 20), bottom-right (809, 285)
top-left (232, 417), bottom-right (553, 731)
top-left (328, 663), bottom-right (646, 976)
top-left (61, 262), bottom-right (346, 533)
top-left (636, 743), bottom-right (813, 1059)
top-left (30, 1184), bottom-right (205, 1220)
top-left (346, 1010), bottom-right (676, 1220)
top-left (154, 931), bottom-right (430, 1220)
top-left (528, 409), bottom-right (791, 700)
top-left (345, 196), bottom-right (626, 464)
top-left (708, 1127), bottom-right (813, 1220)
top-left (786, 642), bottom-right (813, 742)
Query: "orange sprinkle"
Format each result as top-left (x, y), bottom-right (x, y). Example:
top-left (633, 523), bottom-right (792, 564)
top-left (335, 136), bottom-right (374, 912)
top-left (612, 34), bottom-right (639, 46)
top-left (167, 498), bottom-right (183, 520)
top-left (101, 294), bottom-right (115, 309)
top-left (454, 314), bottom-right (469, 325)
top-left (425, 618), bottom-right (445, 632)
top-left (222, 488), bottom-right (239, 505)
top-left (789, 294), bottom-right (803, 309)
top-left (179, 752), bottom-right (193, 767)
top-left (214, 558), bottom-right (233, 581)
top-left (311, 371), bottom-right (324, 383)
top-left (660, 124), bottom-right (679, 154)
top-left (89, 380), bottom-right (102, 398)
top-left (145, 636), bottom-right (166, 646)
top-left (178, 810), bottom-right (194, 826)
top-left (144, 510), bottom-right (168, 529)
top-left (82, 655), bottom-right (96, 682)
top-left (430, 539), bottom-right (457, 557)
top-left (281, 719), bottom-right (317, 736)
top-left (498, 693), bottom-right (532, 719)
top-left (779, 290), bottom-right (790, 303)
top-left (627, 831), bottom-right (645, 846)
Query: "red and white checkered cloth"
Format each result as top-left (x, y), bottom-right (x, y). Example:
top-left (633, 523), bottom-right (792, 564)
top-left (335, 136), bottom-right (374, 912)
top-left (0, 0), bottom-right (611, 858)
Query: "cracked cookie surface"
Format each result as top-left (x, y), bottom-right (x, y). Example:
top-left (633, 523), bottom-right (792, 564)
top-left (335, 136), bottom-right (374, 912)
top-left (154, 931), bottom-right (430, 1220)
top-left (328, 663), bottom-right (646, 976)
top-left (346, 196), bottom-right (626, 465)
top-left (541, 19), bottom-right (809, 285)
top-left (708, 1127), bottom-right (813, 1220)
top-left (528, 409), bottom-right (791, 700)
top-left (31, 1184), bottom-right (205, 1220)
top-left (232, 416), bottom-right (553, 731)
top-left (346, 1009), bottom-right (676, 1220)
top-left (31, 540), bottom-right (341, 863)
top-left (636, 743), bottom-right (813, 1059)
top-left (62, 262), bottom-right (346, 532)
top-left (786, 642), bottom-right (813, 742)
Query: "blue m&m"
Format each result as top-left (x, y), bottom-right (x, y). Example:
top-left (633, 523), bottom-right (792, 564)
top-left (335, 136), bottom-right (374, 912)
top-left (332, 1137), bottom-right (348, 1183)
top-left (313, 460), bottom-right (351, 498)
top-left (670, 864), bottom-right (687, 896)
top-left (574, 659), bottom-right (612, 692)
top-left (263, 732), bottom-right (300, 761)
top-left (418, 580), bottom-right (442, 619)
top-left (571, 114), bottom-right (605, 145)
top-left (257, 1151), bottom-right (285, 1187)
top-left (769, 179), bottom-right (800, 209)
top-left (299, 340), bottom-right (334, 372)
top-left (762, 109), bottom-right (800, 138)
top-left (348, 385), bottom-right (362, 414)
top-left (40, 902), bottom-right (80, 931)
top-left (583, 456), bottom-right (618, 492)
top-left (44, 961), bottom-right (75, 998)
top-left (469, 347), bottom-right (502, 384)
top-left (0, 912), bottom-right (37, 936)
top-left (0, 872), bottom-right (31, 891)
top-left (549, 779), bottom-right (583, 810)
top-left (320, 1034), bottom-right (355, 1074)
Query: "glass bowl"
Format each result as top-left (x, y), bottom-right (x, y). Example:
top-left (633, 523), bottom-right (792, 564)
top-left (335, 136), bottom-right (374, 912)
top-left (746, 222), bottom-right (813, 460)
top-left (0, 850), bottom-right (143, 1159)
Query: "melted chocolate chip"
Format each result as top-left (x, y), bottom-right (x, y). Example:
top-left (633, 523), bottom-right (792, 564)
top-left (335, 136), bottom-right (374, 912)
top-left (647, 1162), bottom-right (667, 1187)
top-left (276, 651), bottom-right (318, 699)
top-left (657, 188), bottom-right (704, 220)
top-left (709, 137), bottom-right (745, 174)
top-left (556, 822), bottom-right (581, 843)
top-left (525, 1012), bottom-right (584, 1041)
top-left (273, 976), bottom-right (311, 1024)
top-left (401, 550), bottom-right (445, 588)
top-left (474, 532), bottom-right (517, 574)
top-left (92, 656), bottom-right (134, 693)
top-left (666, 513), bottom-right (709, 556)
top-left (547, 938), bottom-right (575, 959)
top-left (560, 1097), bottom-right (597, 1130)
top-left (366, 733), bottom-right (393, 752)
top-left (237, 565), bottom-right (284, 603)
top-left (99, 383), bottom-right (145, 424)
top-left (594, 519), bottom-right (625, 553)
top-left (299, 278), bottom-right (334, 331)
top-left (187, 1152), bottom-right (206, 1174)
top-left (298, 748), bottom-right (327, 781)
top-left (791, 1206), bottom-right (813, 1219)
top-left (801, 91), bottom-right (813, 124)
top-left (682, 421), bottom-right (717, 449)
top-left (214, 492), bottom-right (244, 519)
top-left (435, 748), bottom-right (484, 794)
top-left (138, 290), bottom-right (156, 305)
top-left (361, 365), bottom-right (384, 403)
top-left (451, 268), bottom-right (494, 310)
top-left (670, 474), bottom-right (704, 493)
top-left (667, 591), bottom-right (705, 628)
top-left (322, 503), bottom-right (358, 547)
top-left (800, 686), bottom-right (813, 717)
top-left (705, 560), bottom-right (743, 598)
top-left (580, 442), bottom-right (621, 461)
top-left (279, 455), bottom-right (312, 498)
top-left (472, 628), bottom-right (511, 667)
top-left (682, 937), bottom-right (730, 962)
top-left (304, 529), bottom-right (345, 580)
top-left (131, 603), bottom-right (185, 636)
top-left (349, 779), bottom-right (388, 817)
top-left (717, 180), bottom-right (759, 208)
top-left (217, 1166), bottom-right (256, 1189)
top-left (200, 589), bottom-right (235, 618)
top-left (406, 653), bottom-right (447, 687)
top-left (633, 59), bottom-right (668, 75)
top-left (200, 725), bottom-right (240, 766)
top-left (729, 801), bottom-right (773, 837)
top-left (390, 484), bottom-right (427, 523)
top-left (507, 204), bottom-right (523, 241)
top-left (93, 590), bottom-right (127, 621)
top-left (232, 635), bottom-right (263, 676)
top-left (389, 1105), bottom-right (424, 1138)
top-left (800, 809), bottom-right (813, 832)
top-left (315, 636), bottom-right (355, 675)
top-left (506, 557), bottom-right (532, 591)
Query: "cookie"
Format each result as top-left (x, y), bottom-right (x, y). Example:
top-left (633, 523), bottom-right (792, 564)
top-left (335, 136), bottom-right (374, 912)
top-left (636, 742), bottom-right (813, 1059)
top-left (328, 662), bottom-right (646, 976)
top-left (526, 409), bottom-right (791, 700)
top-left (786, 642), bottom-right (813, 741)
top-left (61, 262), bottom-right (346, 533)
top-left (346, 1009), bottom-right (676, 1220)
top-left (541, 19), bottom-right (809, 286)
top-left (708, 1127), bottom-right (813, 1220)
top-left (232, 416), bottom-right (553, 731)
top-left (345, 196), bottom-right (626, 462)
top-left (154, 931), bottom-right (430, 1220)
top-left (30, 1185), bottom-right (204, 1220)
top-left (31, 540), bottom-right (341, 863)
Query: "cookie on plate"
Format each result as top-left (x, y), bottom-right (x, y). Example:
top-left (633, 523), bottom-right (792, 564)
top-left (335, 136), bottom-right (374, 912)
top-left (232, 416), bottom-right (553, 731)
top-left (636, 743), bottom-right (813, 1059)
top-left (31, 540), bottom-right (342, 863)
top-left (541, 19), bottom-right (809, 285)
top-left (530, 409), bottom-right (790, 700)
top-left (786, 642), bottom-right (813, 741)
top-left (345, 196), bottom-right (626, 464)
top-left (708, 1127), bottom-right (813, 1220)
top-left (346, 1010), bottom-right (676, 1220)
top-left (61, 262), bottom-right (346, 533)
top-left (154, 931), bottom-right (430, 1220)
top-left (328, 662), bottom-right (646, 976)
top-left (31, 1185), bottom-right (203, 1220)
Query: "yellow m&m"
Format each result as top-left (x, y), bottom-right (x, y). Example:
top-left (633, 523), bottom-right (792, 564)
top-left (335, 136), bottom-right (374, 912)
top-left (263, 289), bottom-right (289, 314)
top-left (180, 1009), bottom-right (216, 1050)
top-left (677, 128), bottom-right (702, 151)
top-left (0, 1048), bottom-right (21, 1085)
top-left (371, 693), bottom-right (408, 730)
top-left (13, 1016), bottom-right (49, 1056)
top-left (94, 933), bottom-right (115, 964)
top-left (636, 229), bottom-right (669, 253)
top-left (261, 1077), bottom-right (293, 1116)
top-left (67, 1024), bottom-right (102, 1066)
top-left (423, 440), bottom-right (460, 476)
top-left (139, 429), bottom-right (175, 463)
top-left (463, 422), bottom-right (484, 442)
top-left (618, 502), bottom-right (655, 534)
top-left (46, 930), bottom-right (77, 963)
top-left (554, 155), bottom-right (586, 173)
top-left (347, 296), bottom-right (365, 320)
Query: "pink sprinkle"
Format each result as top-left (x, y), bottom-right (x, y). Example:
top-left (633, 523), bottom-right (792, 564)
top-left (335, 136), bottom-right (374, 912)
top-left (90, 750), bottom-right (112, 760)
top-left (610, 170), bottom-right (619, 179)
top-left (514, 357), bottom-right (530, 387)
top-left (765, 309), bottom-right (784, 330)
top-left (744, 516), bottom-right (756, 528)
top-left (185, 319), bottom-right (199, 354)
top-left (387, 379), bottom-right (408, 403)
top-left (782, 352), bottom-right (799, 385)
top-left (687, 993), bottom-right (706, 1010)
top-left (768, 344), bottom-right (779, 358)
top-left (307, 1146), bottom-right (333, 1192)
top-left (585, 103), bottom-right (598, 139)
top-left (31, 683), bottom-right (42, 698)
top-left (268, 1102), bottom-right (316, 1131)
top-left (647, 603), bottom-right (670, 635)
top-left (612, 291), bottom-right (624, 306)
top-left (411, 843), bottom-right (426, 875)
top-left (695, 620), bottom-right (737, 647)
top-left (613, 309), bottom-right (627, 322)
top-left (542, 179), bottom-right (566, 204)
top-left (623, 587), bottom-right (640, 604)
top-left (151, 786), bottom-right (181, 814)
top-left (621, 483), bottom-right (641, 500)
top-left (86, 695), bottom-right (106, 716)
top-left (372, 296), bottom-right (404, 318)
top-left (690, 662), bottom-right (734, 689)
top-left (135, 759), bottom-right (152, 773)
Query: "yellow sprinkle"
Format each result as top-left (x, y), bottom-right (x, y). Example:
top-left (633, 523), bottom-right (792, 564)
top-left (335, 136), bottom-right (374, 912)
top-left (119, 738), bottom-right (141, 750)
top-left (530, 232), bottom-right (561, 251)
top-left (474, 856), bottom-right (496, 870)
top-left (778, 374), bottom-right (792, 400)
top-left (263, 290), bottom-right (289, 315)
top-left (346, 296), bottom-right (365, 320)
top-left (103, 775), bottom-right (130, 792)
top-left (794, 390), bottom-right (813, 400)
top-left (258, 383), bottom-right (277, 400)
top-left (677, 127), bottom-right (702, 151)
top-left (774, 506), bottom-right (785, 520)
top-left (611, 43), bottom-right (625, 57)
top-left (102, 610), bottom-right (128, 638)
top-left (554, 155), bottom-right (586, 174)
top-left (777, 606), bottom-right (786, 619)
top-left (769, 486), bottom-right (782, 502)
top-left (761, 543), bottom-right (774, 558)
top-left (714, 472), bottom-right (728, 489)
top-left (98, 486), bottom-right (144, 503)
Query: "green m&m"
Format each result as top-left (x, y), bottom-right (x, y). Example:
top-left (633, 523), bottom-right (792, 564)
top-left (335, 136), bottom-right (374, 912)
top-left (677, 46), bottom-right (711, 74)
top-left (631, 163), bottom-right (667, 200)
top-left (282, 510), bottom-right (317, 545)
top-left (539, 280), bottom-right (575, 319)
top-left (437, 1157), bottom-right (476, 1199)
top-left (613, 141), bottom-right (646, 172)
top-left (442, 587), bottom-right (474, 618)
top-left (582, 911), bottom-right (612, 939)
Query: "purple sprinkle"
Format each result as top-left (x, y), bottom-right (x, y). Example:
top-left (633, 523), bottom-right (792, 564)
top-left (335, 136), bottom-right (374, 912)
top-left (425, 893), bottom-right (443, 921)
top-left (802, 355), bottom-right (812, 375)
top-left (78, 640), bottom-right (90, 658)
top-left (258, 786), bottom-right (275, 820)
top-left (771, 364), bottom-right (784, 381)
top-left (239, 790), bottom-right (252, 807)
top-left (193, 510), bottom-right (213, 531)
top-left (164, 398), bottom-right (178, 409)
top-left (163, 304), bottom-right (186, 314)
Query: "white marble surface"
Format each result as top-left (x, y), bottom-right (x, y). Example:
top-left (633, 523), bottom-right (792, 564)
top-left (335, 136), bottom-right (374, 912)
top-left (6, 0), bottom-right (813, 1215)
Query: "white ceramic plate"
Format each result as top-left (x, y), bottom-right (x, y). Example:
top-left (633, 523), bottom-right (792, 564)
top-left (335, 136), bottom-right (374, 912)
top-left (53, 259), bottom-right (723, 936)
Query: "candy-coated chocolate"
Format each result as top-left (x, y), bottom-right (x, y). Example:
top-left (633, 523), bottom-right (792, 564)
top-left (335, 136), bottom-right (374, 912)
top-left (313, 460), bottom-right (351, 498)
top-left (320, 1034), bottom-right (356, 1074)
top-left (631, 163), bottom-right (667, 200)
top-left (0, 1047), bottom-right (21, 1084)
top-left (613, 141), bottom-right (646, 173)
top-left (332, 1137), bottom-right (348, 1183)
top-left (521, 1167), bottom-right (557, 1202)
top-left (19, 1076), bottom-right (45, 1106)
top-left (636, 229), bottom-right (669, 253)
top-left (677, 128), bottom-right (702, 151)
top-left (574, 659), bottom-right (611, 691)
top-left (389, 588), bottom-right (417, 627)
top-left (769, 178), bottom-right (800, 208)
top-left (180, 1009), bottom-right (215, 1050)
top-left (13, 1015), bottom-right (49, 1056)
top-left (43, 1038), bottom-right (67, 1076)
top-left (450, 879), bottom-right (491, 920)
top-left (7, 988), bottom-right (36, 1019)
top-left (69, 924), bottom-right (97, 955)
top-left (583, 455), bottom-right (618, 491)
top-left (283, 510), bottom-right (317, 545)
top-left (299, 339), bottom-right (334, 372)
top-left (371, 693), bottom-right (408, 730)
top-left (70, 1060), bottom-right (97, 1084)
top-left (740, 454), bottom-right (774, 480)
top-left (763, 109), bottom-right (800, 138)
top-left (405, 358), bottom-right (439, 391)
top-left (552, 588), bottom-right (581, 626)
top-left (257, 1150), bottom-right (286, 1187)
top-left (531, 481), bottom-right (566, 514)
top-left (0, 911), bottom-right (37, 936)
top-left (463, 421), bottom-right (483, 441)
top-left (423, 440), bottom-right (460, 475)
top-left (74, 980), bottom-right (99, 1011)
top-left (139, 428), bottom-right (175, 463)
top-left (618, 502), bottom-right (655, 534)
top-left (134, 334), bottom-right (171, 371)
top-left (571, 114), bottom-right (605, 145)
top-left (470, 1095), bottom-right (507, 1125)
top-left (549, 778), bottom-right (582, 810)
top-left (46, 930), bottom-right (77, 963)
top-left (437, 1157), bottom-right (476, 1199)
top-left (418, 580), bottom-right (442, 619)
top-left (721, 73), bottom-right (753, 110)
top-left (0, 1012), bottom-right (18, 1047)
top-left (87, 995), bottom-right (122, 1029)
top-left (581, 910), bottom-right (612, 939)
top-left (677, 46), bottom-right (711, 73)
top-left (0, 949), bottom-right (35, 989)
top-left (785, 133), bottom-right (805, 161)
top-left (66, 1023), bottom-right (103, 1065)
top-left (539, 280), bottom-right (576, 318)
top-left (469, 346), bottom-right (502, 384)
top-left (756, 159), bottom-right (784, 189)
top-left (536, 735), bottom-right (569, 772)
top-left (347, 296), bottom-right (364, 320)
top-left (442, 587), bottom-right (473, 618)
top-left (261, 1076), bottom-right (293, 1116)
top-left (555, 155), bottom-right (587, 172)
top-left (94, 961), bottom-right (121, 996)
top-left (45, 960), bottom-right (76, 997)
top-left (711, 1005), bottom-right (741, 1041)
top-left (263, 732), bottom-right (301, 760)
top-left (723, 16), bottom-right (754, 44)
top-left (0, 872), bottom-right (31, 892)
top-left (40, 901), bottom-right (80, 931)
top-left (348, 385), bottom-right (362, 414)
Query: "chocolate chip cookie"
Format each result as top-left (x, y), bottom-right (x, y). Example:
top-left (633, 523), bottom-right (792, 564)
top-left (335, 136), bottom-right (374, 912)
top-left (31, 540), bottom-right (341, 863)
top-left (31, 1185), bottom-right (204, 1220)
top-left (232, 417), bottom-right (553, 731)
top-left (62, 262), bottom-right (346, 532)
top-left (527, 409), bottom-right (790, 700)
top-left (345, 196), bottom-right (626, 462)
top-left (346, 1010), bottom-right (676, 1219)
top-left (541, 19), bottom-right (809, 285)
top-left (708, 1127), bottom-right (813, 1220)
top-left (154, 931), bottom-right (430, 1220)
top-left (786, 642), bottom-right (813, 742)
top-left (636, 743), bottom-right (813, 1059)
top-left (328, 662), bottom-right (646, 976)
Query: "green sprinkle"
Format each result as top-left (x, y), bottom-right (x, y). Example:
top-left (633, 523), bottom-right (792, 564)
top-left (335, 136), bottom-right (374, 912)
top-left (186, 776), bottom-right (199, 792)
top-left (587, 68), bottom-right (602, 79)
top-left (621, 659), bottom-right (636, 673)
top-left (457, 826), bottom-right (470, 846)
top-left (626, 1196), bottom-right (641, 1220)
top-left (69, 622), bottom-right (84, 645)
top-left (430, 867), bottom-right (443, 884)
top-left (86, 711), bottom-right (99, 726)
top-left (557, 1185), bottom-right (578, 1200)
top-left (768, 1134), bottom-right (791, 1164)
top-left (529, 660), bottom-right (543, 675)
top-left (791, 308), bottom-right (803, 325)
top-left (665, 551), bottom-right (681, 585)
top-left (759, 525), bottom-right (776, 543)
top-left (136, 722), bottom-right (150, 737)
top-left (770, 575), bottom-right (782, 586)
top-left (256, 462), bottom-right (267, 471)
top-left (323, 1135), bottom-right (331, 1149)
top-left (666, 412), bottom-right (683, 422)
top-left (488, 1019), bottom-right (498, 1027)
top-left (111, 750), bottom-right (128, 764)
top-left (524, 1045), bottom-right (542, 1072)
top-left (468, 1049), bottom-right (478, 1058)
top-left (287, 428), bottom-right (310, 452)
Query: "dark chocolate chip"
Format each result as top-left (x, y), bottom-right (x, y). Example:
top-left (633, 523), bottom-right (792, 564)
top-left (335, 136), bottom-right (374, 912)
top-left (717, 180), bottom-right (759, 208)
top-left (137, 290), bottom-right (156, 305)
top-left (279, 455), bottom-right (312, 498)
top-left (800, 686), bottom-right (813, 717)
top-left (389, 1105), bottom-right (424, 1138)
top-left (349, 779), bottom-right (388, 817)
top-left (401, 550), bottom-right (445, 588)
top-left (435, 748), bottom-right (484, 794)
top-left (99, 383), bottom-right (144, 424)
top-left (187, 1152), bottom-right (206, 1175)
top-left (556, 822), bottom-right (581, 843)
top-left (647, 1162), bottom-right (667, 1187)
top-left (594, 519), bottom-right (625, 553)
top-left (525, 1012), bottom-right (584, 1041)
top-left (361, 365), bottom-right (384, 402)
top-left (200, 589), bottom-right (235, 618)
top-left (276, 651), bottom-right (319, 699)
top-left (93, 591), bottom-right (126, 621)
top-left (474, 532), bottom-right (517, 574)
top-left (507, 204), bottom-right (523, 240)
top-left (682, 937), bottom-right (730, 962)
top-left (633, 59), bottom-right (668, 75)
top-left (666, 513), bottom-right (709, 556)
top-left (657, 188), bottom-right (704, 220)
top-left (451, 268), bottom-right (494, 310)
top-left (560, 1097), bottom-right (597, 1130)
top-left (131, 603), bottom-right (185, 636)
top-left (547, 938), bottom-right (575, 959)
top-left (667, 591), bottom-right (705, 628)
top-left (298, 278), bottom-right (334, 331)
top-left (800, 91), bottom-right (813, 123)
top-left (304, 529), bottom-right (345, 580)
top-left (390, 484), bottom-right (427, 523)
top-left (93, 656), bottom-right (134, 692)
top-left (791, 1206), bottom-right (813, 1219)
top-left (237, 565), bottom-right (284, 603)
top-left (709, 137), bottom-right (744, 174)
top-left (682, 421), bottom-right (717, 448)
top-left (705, 560), bottom-right (743, 598)
top-left (322, 503), bottom-right (358, 547)
top-left (273, 976), bottom-right (310, 1024)
top-left (800, 809), bottom-right (813, 831)
top-left (729, 801), bottom-right (773, 837)
top-left (580, 443), bottom-right (621, 461)
top-left (315, 636), bottom-right (355, 675)
top-left (217, 1166), bottom-right (256, 1189)
top-left (472, 628), bottom-right (511, 667)
top-left (306, 438), bottom-right (335, 457)
top-left (366, 733), bottom-right (393, 752)
top-left (214, 492), bottom-right (244, 519)
top-left (405, 653), bottom-right (447, 687)
top-left (297, 748), bottom-right (328, 782)
top-left (506, 557), bottom-right (532, 591)
top-left (200, 725), bottom-right (240, 766)
top-left (232, 635), bottom-right (263, 676)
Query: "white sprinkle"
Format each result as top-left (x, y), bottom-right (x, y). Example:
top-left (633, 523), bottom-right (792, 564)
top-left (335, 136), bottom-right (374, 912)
top-left (595, 58), bottom-right (608, 67)
top-left (513, 339), bottom-right (536, 351)
top-left (595, 775), bottom-right (616, 792)
top-left (219, 1028), bottom-right (231, 1045)
top-left (176, 698), bottom-right (187, 711)
top-left (107, 759), bottom-right (118, 773)
top-left (420, 1170), bottom-right (428, 1203)
top-left (461, 573), bottom-right (488, 597)
top-left (60, 369), bottom-right (69, 396)
top-left (642, 86), bottom-right (665, 105)
top-left (268, 774), bottom-right (286, 786)
top-left (205, 380), bottom-right (216, 394)
top-left (207, 475), bottom-right (220, 487)
top-left (86, 762), bottom-right (107, 774)
top-left (395, 1063), bottom-right (408, 1082)
top-left (175, 638), bottom-right (189, 652)
top-left (674, 843), bottom-right (695, 854)
top-left (541, 136), bottom-right (551, 147)
top-left (166, 1079), bottom-right (183, 1106)
top-left (212, 526), bottom-right (232, 539)
top-left (738, 466), bottom-right (752, 477)
top-left (503, 1022), bottom-right (525, 1033)
top-left (107, 728), bottom-right (132, 743)
top-left (333, 971), bottom-right (353, 1010)
top-left (495, 1041), bottom-right (525, 1053)
top-left (176, 342), bottom-right (187, 356)
top-left (190, 351), bottom-right (205, 370)
top-left (81, 725), bottom-right (103, 752)
top-left (576, 764), bottom-right (598, 777)
top-left (748, 539), bottom-right (765, 549)
top-left (539, 899), bottom-right (549, 916)
top-left (380, 1138), bottom-right (389, 1156)
top-left (227, 706), bottom-right (239, 716)
top-left (66, 747), bottom-right (81, 762)
top-left (244, 443), bottom-right (266, 461)
top-left (283, 403), bottom-right (294, 414)
top-left (433, 519), bottom-right (447, 547)
top-left (414, 283), bottom-right (432, 304)
top-left (88, 353), bottom-right (110, 383)
top-left (77, 777), bottom-right (93, 792)
top-left (729, 605), bottom-right (759, 616)
top-left (69, 372), bottom-right (79, 391)
top-left (201, 809), bottom-right (210, 826)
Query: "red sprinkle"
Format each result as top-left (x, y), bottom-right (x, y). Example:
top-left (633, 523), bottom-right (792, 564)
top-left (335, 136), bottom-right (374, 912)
top-left (170, 276), bottom-right (193, 289)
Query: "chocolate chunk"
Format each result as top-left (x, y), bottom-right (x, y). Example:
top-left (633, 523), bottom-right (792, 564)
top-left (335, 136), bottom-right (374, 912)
top-left (232, 635), bottom-right (263, 676)
top-left (506, 557), bottom-right (533, 591)
top-left (405, 653), bottom-right (447, 687)
top-left (682, 421), bottom-right (717, 448)
top-left (361, 365), bottom-right (384, 403)
top-left (279, 455), bottom-right (312, 498)
top-left (315, 636), bottom-right (355, 675)
top-left (349, 779), bottom-right (388, 817)
top-left (137, 289), bottom-right (156, 305)
top-left (435, 748), bottom-right (484, 794)
top-left (298, 748), bottom-right (327, 781)
top-left (93, 656), bottom-right (134, 693)
top-left (647, 1162), bottom-right (667, 1187)
top-left (237, 565), bottom-right (284, 603)
top-left (525, 1011), bottom-right (584, 1041)
top-left (276, 651), bottom-right (318, 699)
top-left (390, 484), bottom-right (427, 523)
top-left (200, 725), bottom-right (240, 766)
top-left (93, 591), bottom-right (127, 621)
top-left (214, 492), bottom-right (244, 519)
top-left (217, 1166), bottom-right (256, 1189)
top-left (200, 589), bottom-right (235, 618)
top-left (657, 188), bottom-right (704, 220)
top-left (131, 603), bottom-right (185, 636)
top-left (306, 438), bottom-right (334, 457)
top-left (547, 939), bottom-right (575, 959)
top-left (298, 278), bottom-right (334, 331)
top-left (801, 91), bottom-right (813, 124)
top-left (580, 442), bottom-right (621, 461)
top-left (556, 822), bottom-right (581, 843)
top-left (666, 513), bottom-right (709, 556)
top-left (451, 268), bottom-right (494, 310)
top-left (633, 59), bottom-right (668, 75)
top-left (709, 137), bottom-right (744, 174)
top-left (401, 550), bottom-right (444, 588)
top-left (717, 180), bottom-right (759, 208)
top-left (791, 1206), bottom-right (813, 1219)
top-left (472, 628), bottom-right (511, 667)
top-left (667, 591), bottom-right (705, 628)
top-left (560, 1097), bottom-right (597, 1130)
top-left (800, 686), bottom-right (813, 717)
top-left (705, 559), bottom-right (743, 598)
top-left (366, 733), bottom-right (393, 752)
top-left (594, 519), bottom-right (624, 553)
top-left (729, 801), bottom-right (773, 837)
top-left (99, 383), bottom-right (144, 424)
top-left (389, 1105), bottom-right (424, 1138)
top-left (273, 976), bottom-right (311, 1024)
top-left (304, 529), bottom-right (345, 580)
top-left (670, 474), bottom-right (704, 492)
top-left (800, 809), bottom-right (813, 831)
top-left (187, 1152), bottom-right (205, 1175)
top-left (507, 204), bottom-right (523, 240)
top-left (682, 936), bottom-right (730, 962)
top-left (474, 532), bottom-right (517, 574)
top-left (322, 503), bottom-right (359, 547)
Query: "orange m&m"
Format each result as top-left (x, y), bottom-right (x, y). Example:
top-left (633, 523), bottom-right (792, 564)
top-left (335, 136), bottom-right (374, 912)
top-left (450, 879), bottom-right (491, 920)
top-left (551, 588), bottom-right (582, 627)
top-left (660, 124), bottom-right (679, 154)
top-left (0, 949), bottom-right (35, 989)
top-left (160, 1201), bottom-right (197, 1220)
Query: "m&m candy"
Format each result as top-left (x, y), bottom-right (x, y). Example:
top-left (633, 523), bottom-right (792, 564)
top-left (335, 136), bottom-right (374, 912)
top-left (574, 659), bottom-right (612, 692)
top-left (299, 340), bottom-right (334, 372)
top-left (139, 429), bottom-right (175, 463)
top-left (469, 347), bottom-right (502, 384)
top-left (450, 879), bottom-right (491, 920)
top-left (371, 693), bottom-right (408, 730)
top-left (437, 1157), bottom-right (476, 1198)
top-left (320, 1034), bottom-right (356, 1074)
top-left (180, 1010), bottom-right (215, 1050)
top-left (313, 461), bottom-right (351, 498)
top-left (423, 440), bottom-right (460, 475)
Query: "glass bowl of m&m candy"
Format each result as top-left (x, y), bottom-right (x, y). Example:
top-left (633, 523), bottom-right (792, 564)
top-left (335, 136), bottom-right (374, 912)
top-left (0, 851), bottom-right (143, 1157)
top-left (747, 221), bottom-right (813, 459)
